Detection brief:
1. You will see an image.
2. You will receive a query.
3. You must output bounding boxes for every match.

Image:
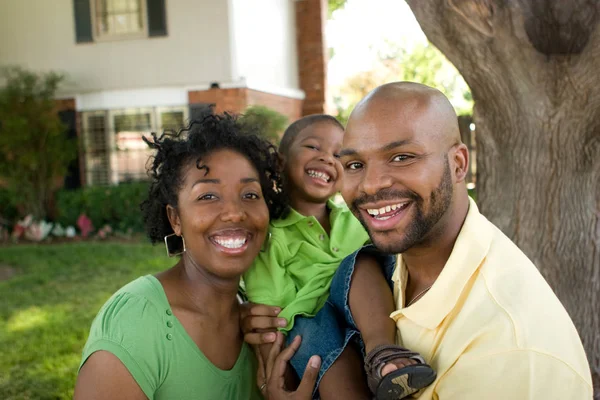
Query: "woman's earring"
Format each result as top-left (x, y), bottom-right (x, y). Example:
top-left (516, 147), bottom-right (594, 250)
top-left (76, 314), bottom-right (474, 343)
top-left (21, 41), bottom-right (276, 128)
top-left (261, 232), bottom-right (272, 252)
top-left (164, 233), bottom-right (186, 257)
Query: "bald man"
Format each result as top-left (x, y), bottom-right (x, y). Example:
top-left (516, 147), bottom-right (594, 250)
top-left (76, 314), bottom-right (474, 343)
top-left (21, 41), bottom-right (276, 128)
top-left (331, 82), bottom-right (593, 399)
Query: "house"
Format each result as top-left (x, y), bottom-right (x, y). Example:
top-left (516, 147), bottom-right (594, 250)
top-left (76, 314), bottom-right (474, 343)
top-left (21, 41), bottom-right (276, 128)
top-left (0, 0), bottom-right (328, 187)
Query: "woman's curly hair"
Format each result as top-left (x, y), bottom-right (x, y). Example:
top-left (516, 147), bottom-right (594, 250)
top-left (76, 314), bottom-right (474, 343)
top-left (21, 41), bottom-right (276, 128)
top-left (140, 113), bottom-right (288, 245)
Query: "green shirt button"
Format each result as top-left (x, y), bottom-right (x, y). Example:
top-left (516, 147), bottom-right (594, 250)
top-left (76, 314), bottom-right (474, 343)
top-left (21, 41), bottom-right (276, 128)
top-left (166, 309), bottom-right (172, 316)
top-left (333, 247), bottom-right (339, 252)
top-left (319, 234), bottom-right (325, 240)
top-left (167, 321), bottom-right (173, 328)
top-left (166, 333), bottom-right (173, 340)
top-left (308, 220), bottom-right (314, 227)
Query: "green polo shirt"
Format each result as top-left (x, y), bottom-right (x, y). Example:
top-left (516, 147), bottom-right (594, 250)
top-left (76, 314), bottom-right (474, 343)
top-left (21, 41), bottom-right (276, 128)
top-left (80, 276), bottom-right (263, 400)
top-left (243, 198), bottom-right (369, 331)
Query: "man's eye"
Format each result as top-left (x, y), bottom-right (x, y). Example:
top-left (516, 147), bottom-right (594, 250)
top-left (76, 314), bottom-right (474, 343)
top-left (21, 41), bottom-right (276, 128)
top-left (392, 155), bottom-right (411, 162)
top-left (346, 162), bottom-right (363, 170)
top-left (198, 194), bottom-right (216, 201)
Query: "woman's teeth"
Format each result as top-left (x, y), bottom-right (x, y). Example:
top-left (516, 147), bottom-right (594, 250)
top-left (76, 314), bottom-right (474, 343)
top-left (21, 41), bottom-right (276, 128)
top-left (367, 203), bottom-right (408, 217)
top-left (214, 237), bottom-right (247, 249)
top-left (307, 169), bottom-right (331, 182)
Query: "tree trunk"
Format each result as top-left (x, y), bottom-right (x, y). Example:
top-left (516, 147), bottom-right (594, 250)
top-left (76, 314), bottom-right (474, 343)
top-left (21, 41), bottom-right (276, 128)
top-left (405, 0), bottom-right (600, 388)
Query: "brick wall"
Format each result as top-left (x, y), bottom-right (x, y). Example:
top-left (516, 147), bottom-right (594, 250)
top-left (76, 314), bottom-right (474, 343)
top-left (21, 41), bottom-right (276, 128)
top-left (295, 0), bottom-right (327, 116)
top-left (188, 88), bottom-right (302, 122)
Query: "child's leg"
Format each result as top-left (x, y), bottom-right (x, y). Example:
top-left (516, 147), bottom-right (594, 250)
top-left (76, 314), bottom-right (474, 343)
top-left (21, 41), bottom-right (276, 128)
top-left (349, 254), bottom-right (416, 374)
top-left (347, 252), bottom-right (436, 399)
top-left (317, 344), bottom-right (370, 400)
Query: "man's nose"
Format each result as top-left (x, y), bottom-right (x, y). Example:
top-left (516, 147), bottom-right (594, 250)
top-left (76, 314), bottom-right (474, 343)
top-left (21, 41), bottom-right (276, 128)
top-left (358, 165), bottom-right (393, 196)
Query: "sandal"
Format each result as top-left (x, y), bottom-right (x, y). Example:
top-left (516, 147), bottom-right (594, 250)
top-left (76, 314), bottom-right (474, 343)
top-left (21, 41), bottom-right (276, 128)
top-left (364, 344), bottom-right (437, 399)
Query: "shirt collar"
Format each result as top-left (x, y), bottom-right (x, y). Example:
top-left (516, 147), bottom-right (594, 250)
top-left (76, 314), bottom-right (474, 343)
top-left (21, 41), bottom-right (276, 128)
top-left (271, 197), bottom-right (345, 228)
top-left (390, 197), bottom-right (494, 330)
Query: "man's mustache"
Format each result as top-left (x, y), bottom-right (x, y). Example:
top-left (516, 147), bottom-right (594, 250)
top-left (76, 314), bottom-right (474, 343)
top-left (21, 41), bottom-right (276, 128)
top-left (352, 188), bottom-right (420, 209)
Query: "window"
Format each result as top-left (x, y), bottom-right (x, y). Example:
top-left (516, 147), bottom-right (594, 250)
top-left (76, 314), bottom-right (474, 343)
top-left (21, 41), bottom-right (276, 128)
top-left (81, 107), bottom-right (187, 186)
top-left (74, 0), bottom-right (167, 43)
top-left (94, 0), bottom-right (145, 39)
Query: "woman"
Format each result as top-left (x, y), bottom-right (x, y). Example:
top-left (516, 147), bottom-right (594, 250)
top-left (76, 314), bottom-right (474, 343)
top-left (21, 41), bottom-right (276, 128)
top-left (74, 114), bottom-right (318, 399)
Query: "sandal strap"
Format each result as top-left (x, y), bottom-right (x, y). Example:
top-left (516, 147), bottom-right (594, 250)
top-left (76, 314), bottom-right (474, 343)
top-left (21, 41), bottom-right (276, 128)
top-left (365, 344), bottom-right (425, 372)
top-left (364, 344), bottom-right (427, 393)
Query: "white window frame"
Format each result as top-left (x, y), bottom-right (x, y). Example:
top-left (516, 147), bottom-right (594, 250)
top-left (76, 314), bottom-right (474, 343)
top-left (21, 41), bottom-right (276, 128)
top-left (90, 0), bottom-right (148, 42)
top-left (81, 106), bottom-right (189, 186)
top-left (82, 111), bottom-right (111, 186)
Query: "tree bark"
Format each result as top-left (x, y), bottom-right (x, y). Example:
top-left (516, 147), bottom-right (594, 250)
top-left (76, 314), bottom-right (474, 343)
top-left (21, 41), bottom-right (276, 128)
top-left (405, 0), bottom-right (600, 387)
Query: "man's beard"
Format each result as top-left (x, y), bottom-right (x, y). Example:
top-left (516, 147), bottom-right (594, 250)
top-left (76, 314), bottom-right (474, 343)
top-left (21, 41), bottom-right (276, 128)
top-left (351, 157), bottom-right (453, 254)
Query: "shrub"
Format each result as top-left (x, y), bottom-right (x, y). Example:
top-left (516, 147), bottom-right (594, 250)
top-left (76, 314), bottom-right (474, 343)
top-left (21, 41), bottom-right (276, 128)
top-left (56, 182), bottom-right (149, 234)
top-left (241, 105), bottom-right (289, 144)
top-left (0, 67), bottom-right (77, 219)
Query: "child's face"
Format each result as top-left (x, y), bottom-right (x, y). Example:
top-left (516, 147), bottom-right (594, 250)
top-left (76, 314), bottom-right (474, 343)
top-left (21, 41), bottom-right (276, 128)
top-left (284, 122), bottom-right (344, 204)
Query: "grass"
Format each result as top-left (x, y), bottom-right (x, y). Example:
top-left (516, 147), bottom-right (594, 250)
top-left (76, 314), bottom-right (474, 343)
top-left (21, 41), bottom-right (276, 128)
top-left (0, 242), bottom-right (171, 400)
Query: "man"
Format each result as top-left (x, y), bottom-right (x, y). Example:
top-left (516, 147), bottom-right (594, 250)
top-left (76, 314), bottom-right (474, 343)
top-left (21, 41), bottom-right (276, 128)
top-left (245, 82), bottom-right (593, 399)
top-left (337, 81), bottom-right (592, 399)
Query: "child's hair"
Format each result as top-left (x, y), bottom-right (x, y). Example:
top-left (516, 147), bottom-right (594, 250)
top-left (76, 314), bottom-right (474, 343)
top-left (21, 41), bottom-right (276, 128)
top-left (278, 114), bottom-right (344, 157)
top-left (140, 113), bottom-right (288, 244)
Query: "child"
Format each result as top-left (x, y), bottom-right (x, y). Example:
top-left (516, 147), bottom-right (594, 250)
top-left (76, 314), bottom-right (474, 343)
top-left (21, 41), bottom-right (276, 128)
top-left (243, 115), bottom-right (435, 399)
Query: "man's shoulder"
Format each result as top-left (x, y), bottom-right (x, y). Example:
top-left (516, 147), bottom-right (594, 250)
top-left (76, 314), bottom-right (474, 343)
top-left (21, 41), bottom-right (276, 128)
top-left (464, 228), bottom-right (589, 377)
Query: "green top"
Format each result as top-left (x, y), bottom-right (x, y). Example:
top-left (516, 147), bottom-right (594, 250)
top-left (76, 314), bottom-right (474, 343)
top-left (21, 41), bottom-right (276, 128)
top-left (243, 199), bottom-right (369, 331)
top-left (80, 275), bottom-right (262, 400)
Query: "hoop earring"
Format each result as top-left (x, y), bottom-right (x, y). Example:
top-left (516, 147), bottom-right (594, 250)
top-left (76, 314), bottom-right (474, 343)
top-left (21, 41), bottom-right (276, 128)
top-left (164, 233), bottom-right (186, 257)
top-left (261, 232), bottom-right (272, 252)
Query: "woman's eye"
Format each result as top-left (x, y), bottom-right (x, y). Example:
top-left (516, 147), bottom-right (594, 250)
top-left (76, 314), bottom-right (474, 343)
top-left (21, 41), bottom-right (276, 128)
top-left (244, 192), bottom-right (260, 200)
top-left (346, 162), bottom-right (363, 170)
top-left (197, 194), bottom-right (216, 201)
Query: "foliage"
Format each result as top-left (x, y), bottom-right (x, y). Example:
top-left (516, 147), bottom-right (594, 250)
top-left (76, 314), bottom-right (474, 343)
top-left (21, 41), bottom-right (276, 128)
top-left (241, 105), bottom-right (289, 144)
top-left (0, 242), bottom-right (171, 399)
top-left (328, 0), bottom-right (347, 18)
top-left (56, 182), bottom-right (149, 234)
top-left (0, 187), bottom-right (20, 227)
top-left (333, 42), bottom-right (473, 125)
top-left (0, 67), bottom-right (77, 219)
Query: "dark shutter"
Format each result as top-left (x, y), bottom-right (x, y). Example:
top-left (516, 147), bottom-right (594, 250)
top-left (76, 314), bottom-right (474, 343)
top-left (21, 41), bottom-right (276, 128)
top-left (73, 0), bottom-right (93, 43)
top-left (147, 0), bottom-right (167, 37)
top-left (189, 104), bottom-right (214, 123)
top-left (59, 110), bottom-right (82, 189)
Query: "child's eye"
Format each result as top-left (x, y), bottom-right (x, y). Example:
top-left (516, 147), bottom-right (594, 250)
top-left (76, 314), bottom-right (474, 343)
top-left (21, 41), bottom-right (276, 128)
top-left (198, 193), bottom-right (217, 201)
top-left (334, 153), bottom-right (341, 159)
top-left (346, 162), bottom-right (363, 170)
top-left (305, 145), bottom-right (318, 150)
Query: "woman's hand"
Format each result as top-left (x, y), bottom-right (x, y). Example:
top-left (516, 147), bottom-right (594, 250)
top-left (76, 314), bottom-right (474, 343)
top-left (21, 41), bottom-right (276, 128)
top-left (257, 332), bottom-right (321, 400)
top-left (240, 302), bottom-right (287, 345)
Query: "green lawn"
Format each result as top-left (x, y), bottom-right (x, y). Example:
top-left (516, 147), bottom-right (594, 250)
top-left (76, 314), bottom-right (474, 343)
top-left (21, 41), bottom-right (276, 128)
top-left (0, 242), bottom-right (171, 400)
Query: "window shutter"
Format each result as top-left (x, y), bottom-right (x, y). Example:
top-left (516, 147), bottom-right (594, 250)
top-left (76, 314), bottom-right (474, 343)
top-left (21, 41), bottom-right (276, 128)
top-left (146, 0), bottom-right (167, 37)
top-left (189, 104), bottom-right (214, 123)
top-left (73, 0), bottom-right (93, 43)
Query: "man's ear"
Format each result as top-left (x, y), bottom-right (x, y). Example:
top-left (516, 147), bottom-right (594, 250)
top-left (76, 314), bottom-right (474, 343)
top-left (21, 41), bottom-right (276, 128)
top-left (452, 143), bottom-right (469, 183)
top-left (166, 205), bottom-right (182, 236)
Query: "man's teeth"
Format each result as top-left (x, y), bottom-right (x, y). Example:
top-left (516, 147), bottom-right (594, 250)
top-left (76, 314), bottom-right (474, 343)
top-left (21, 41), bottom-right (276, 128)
top-left (307, 170), bottom-right (331, 182)
top-left (367, 203), bottom-right (407, 217)
top-left (214, 237), bottom-right (247, 249)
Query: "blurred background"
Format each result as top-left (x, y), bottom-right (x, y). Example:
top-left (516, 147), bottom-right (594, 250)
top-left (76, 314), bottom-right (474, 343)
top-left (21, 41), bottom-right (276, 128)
top-left (0, 0), bottom-right (597, 398)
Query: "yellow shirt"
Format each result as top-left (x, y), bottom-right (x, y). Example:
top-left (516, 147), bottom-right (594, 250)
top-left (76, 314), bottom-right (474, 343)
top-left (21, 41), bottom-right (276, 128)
top-left (390, 198), bottom-right (592, 399)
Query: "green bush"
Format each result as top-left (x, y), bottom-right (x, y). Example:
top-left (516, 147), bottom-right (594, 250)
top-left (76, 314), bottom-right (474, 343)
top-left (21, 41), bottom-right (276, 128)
top-left (0, 67), bottom-right (77, 219)
top-left (56, 182), bottom-right (149, 233)
top-left (0, 187), bottom-right (20, 226)
top-left (241, 105), bottom-right (289, 144)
